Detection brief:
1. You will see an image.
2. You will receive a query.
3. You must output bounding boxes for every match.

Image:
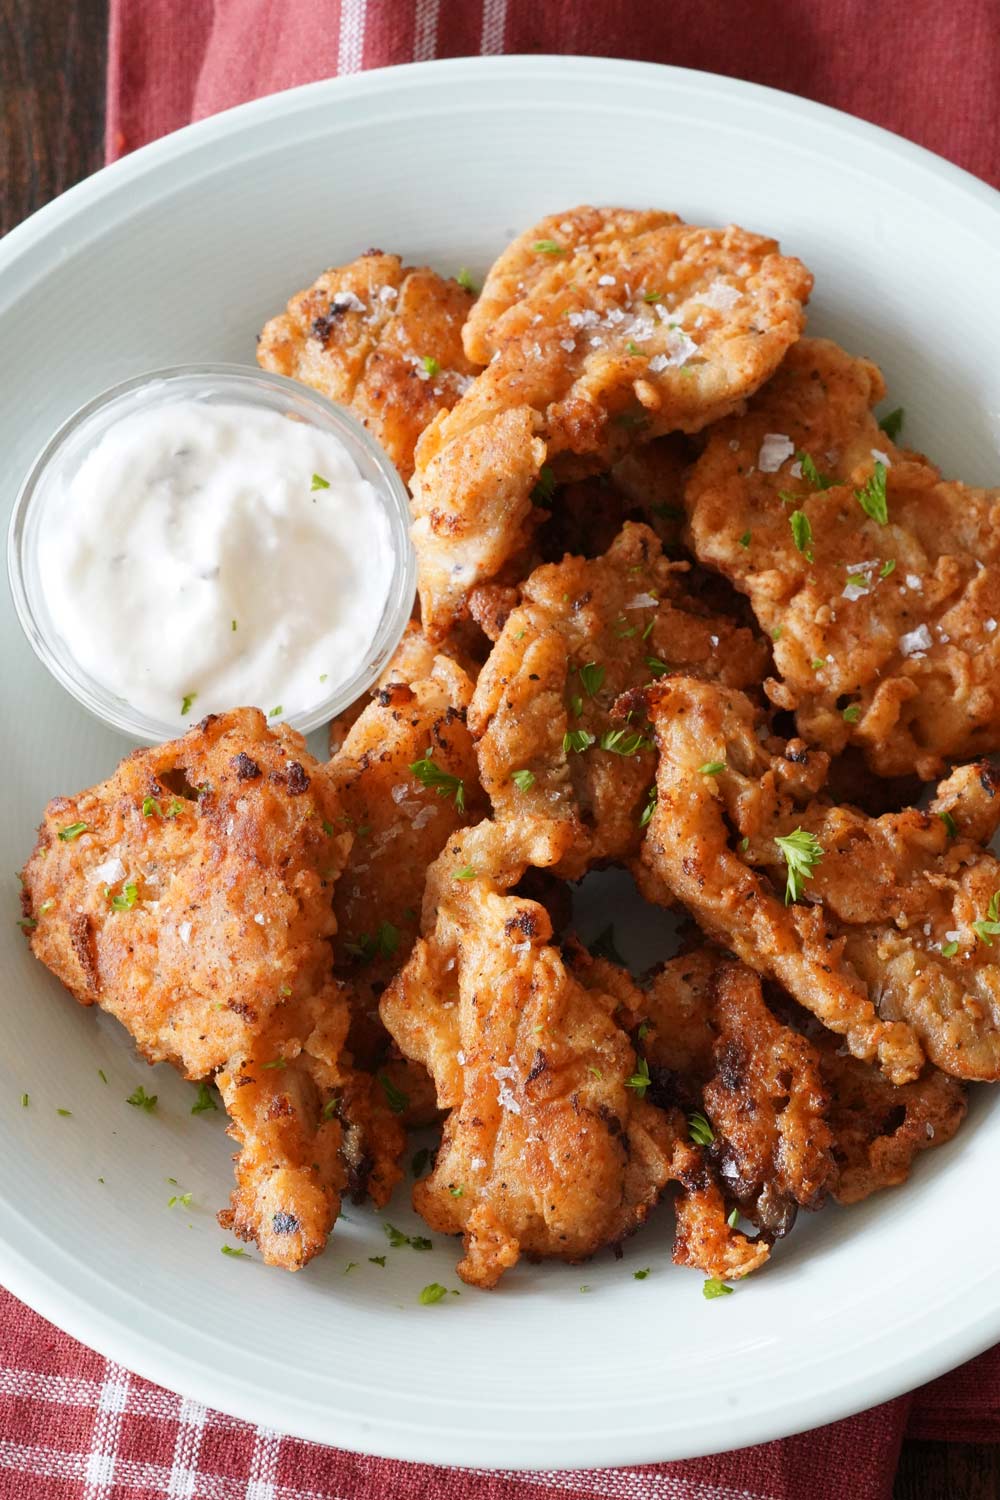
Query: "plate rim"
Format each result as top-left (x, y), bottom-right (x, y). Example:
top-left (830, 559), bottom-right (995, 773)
top-left (3, 52), bottom-right (1000, 1469)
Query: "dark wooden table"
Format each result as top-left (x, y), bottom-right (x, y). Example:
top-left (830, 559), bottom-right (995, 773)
top-left (1, 1), bottom-right (997, 1495)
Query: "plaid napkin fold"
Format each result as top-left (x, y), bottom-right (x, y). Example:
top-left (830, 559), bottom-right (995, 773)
top-left (4, 2), bottom-right (997, 1497)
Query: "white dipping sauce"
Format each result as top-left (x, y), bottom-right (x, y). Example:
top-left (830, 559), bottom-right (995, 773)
top-left (37, 399), bottom-right (395, 727)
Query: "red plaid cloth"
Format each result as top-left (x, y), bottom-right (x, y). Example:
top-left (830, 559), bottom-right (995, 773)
top-left (4, 2), bottom-right (998, 1497)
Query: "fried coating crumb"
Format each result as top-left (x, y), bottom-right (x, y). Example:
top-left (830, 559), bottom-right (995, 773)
top-left (258, 251), bottom-right (478, 481)
top-left (684, 337), bottom-right (1000, 779)
top-left (379, 818), bottom-right (678, 1287)
top-left (412, 206), bottom-right (812, 636)
top-left (469, 523), bottom-right (769, 878)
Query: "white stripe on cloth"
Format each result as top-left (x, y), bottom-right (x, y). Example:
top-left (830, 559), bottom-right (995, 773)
top-left (166, 1394), bottom-right (209, 1499)
top-left (480, 0), bottom-right (508, 54)
top-left (413, 0), bottom-right (440, 61)
top-left (337, 0), bottom-right (368, 75)
top-left (0, 1363), bottom-right (246, 1428)
top-left (245, 1423), bottom-right (282, 1500)
top-left (82, 1360), bottom-right (132, 1499)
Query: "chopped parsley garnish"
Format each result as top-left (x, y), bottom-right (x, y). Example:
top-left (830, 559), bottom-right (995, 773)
top-left (532, 239), bottom-right (564, 255)
top-left (142, 796), bottom-right (160, 817)
top-left (411, 1146), bottom-right (432, 1178)
top-left (589, 925), bottom-right (625, 966)
top-left (39, 899), bottom-right (54, 914)
top-left (511, 769), bottom-right (536, 792)
top-left (167, 1192), bottom-right (192, 1209)
top-left (798, 451), bottom-right (833, 490)
top-left (643, 291), bottom-right (662, 302)
top-left (688, 1111), bottom-right (714, 1146)
top-left (570, 694), bottom-right (584, 719)
top-left (727, 1207), bottom-right (740, 1228)
top-left (789, 509), bottom-right (814, 561)
top-left (378, 1072), bottom-right (410, 1115)
top-left (633, 1267), bottom-right (650, 1280)
top-left (384, 1222), bottom-right (432, 1251)
top-left (261, 1058), bottom-right (287, 1071)
top-left (369, 1254), bottom-right (387, 1267)
top-left (165, 800), bottom-right (185, 818)
top-left (739, 836), bottom-right (749, 851)
top-left (58, 821), bottom-right (88, 842)
top-left (342, 1262), bottom-right (359, 1275)
top-left (973, 891), bottom-right (1000, 946)
top-left (578, 661), bottom-right (605, 698)
top-left (811, 658), bottom-right (826, 671)
top-left (322, 1096), bottom-right (339, 1121)
top-left (456, 267), bottom-right (477, 293)
top-left (98, 1068), bottom-right (108, 1085)
top-left (842, 704), bottom-right (862, 723)
top-left (532, 464), bottom-right (557, 505)
top-left (421, 355), bottom-right (440, 377)
top-left (613, 613), bottom-right (639, 638)
top-left (942, 941), bottom-right (960, 958)
top-left (311, 474), bottom-right (331, 491)
top-left (698, 761), bottom-right (726, 776)
top-left (855, 462), bottom-right (888, 525)
top-left (775, 828), bottom-right (824, 904)
top-left (738, 531), bottom-right (751, 548)
top-left (563, 728), bottom-right (596, 754)
top-left (599, 728), bottom-right (653, 756)
top-left (56, 1108), bottom-right (72, 1117)
top-left (845, 573), bottom-right (868, 590)
top-left (453, 866), bottom-right (477, 881)
top-left (17, 918), bottom-right (36, 931)
top-left (231, 619), bottom-right (237, 631)
top-left (448, 1184), bottom-right (465, 1197)
top-left (880, 407), bottom-right (904, 441)
top-left (641, 617), bottom-right (656, 641)
top-left (221, 1245), bottom-right (251, 1258)
top-left (626, 341), bottom-right (645, 356)
top-left (126, 1085), bottom-right (157, 1112)
top-left (191, 1082), bottom-right (218, 1114)
top-left (703, 1278), bottom-right (733, 1300)
top-left (108, 881), bottom-right (138, 912)
top-left (268, 705), bottom-right (283, 718)
top-left (419, 1282), bottom-right (448, 1304)
top-left (771, 625), bottom-right (783, 642)
top-left (639, 783), bottom-right (657, 829)
top-left (625, 1058), bottom-right (651, 1098)
top-left (880, 558), bottom-right (896, 578)
top-left (645, 657), bottom-right (669, 677)
top-left (939, 811), bottom-right (957, 839)
top-left (181, 694), bottom-right (196, 716)
top-left (579, 1285), bottom-right (592, 1294)
top-left (409, 749), bottom-right (466, 811)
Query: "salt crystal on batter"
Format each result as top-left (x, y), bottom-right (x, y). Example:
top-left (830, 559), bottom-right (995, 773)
top-left (758, 433), bottom-right (795, 472)
top-left (899, 625), bottom-right (932, 657)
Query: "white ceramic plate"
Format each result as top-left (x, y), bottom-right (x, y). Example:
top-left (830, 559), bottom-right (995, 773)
top-left (2, 56), bottom-right (999, 1471)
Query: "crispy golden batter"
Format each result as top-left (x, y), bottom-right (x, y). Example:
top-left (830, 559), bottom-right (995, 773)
top-left (412, 206), bottom-right (812, 636)
top-left (640, 676), bottom-right (1000, 1083)
top-left (469, 523), bottom-right (769, 879)
top-left (329, 664), bottom-right (486, 1071)
top-left (814, 1035), bottom-right (967, 1204)
top-left (19, 709), bottom-right (376, 1269)
top-left (257, 251), bottom-right (478, 481)
top-left (379, 818), bottom-right (678, 1287)
top-left (684, 338), bottom-right (1000, 778)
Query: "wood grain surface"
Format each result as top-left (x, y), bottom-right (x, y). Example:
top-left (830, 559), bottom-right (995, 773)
top-left (0, 1), bottom-right (996, 1493)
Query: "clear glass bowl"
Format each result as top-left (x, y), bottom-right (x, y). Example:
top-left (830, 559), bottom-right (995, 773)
top-left (7, 365), bottom-right (416, 743)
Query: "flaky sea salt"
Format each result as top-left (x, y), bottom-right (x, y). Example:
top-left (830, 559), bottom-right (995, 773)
top-left (758, 433), bottom-right (795, 472)
top-left (899, 625), bottom-right (932, 657)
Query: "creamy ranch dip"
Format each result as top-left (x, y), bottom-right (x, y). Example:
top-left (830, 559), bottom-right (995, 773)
top-left (37, 398), bottom-right (395, 728)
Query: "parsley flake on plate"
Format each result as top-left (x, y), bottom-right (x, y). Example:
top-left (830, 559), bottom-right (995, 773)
top-left (221, 1245), bottom-right (251, 1259)
top-left (126, 1085), bottom-right (157, 1112)
top-left (191, 1081), bottom-right (218, 1114)
top-left (880, 407), bottom-right (904, 441)
top-left (633, 1268), bottom-right (650, 1280)
top-left (419, 1282), bottom-right (448, 1304)
top-left (703, 1278), bottom-right (733, 1300)
top-left (180, 693), bottom-right (197, 716)
top-left (311, 473), bottom-right (330, 491)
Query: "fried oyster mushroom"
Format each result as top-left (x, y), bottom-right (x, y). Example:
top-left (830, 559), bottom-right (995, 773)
top-left (412, 206), bottom-right (812, 636)
top-left (19, 708), bottom-right (400, 1270)
top-left (257, 250), bottom-right (479, 481)
top-left (328, 656), bottom-right (487, 1124)
top-left (684, 337), bottom-right (1000, 779)
top-left (469, 522), bottom-right (769, 879)
top-left (380, 818), bottom-right (683, 1287)
top-left (639, 676), bottom-right (1000, 1085)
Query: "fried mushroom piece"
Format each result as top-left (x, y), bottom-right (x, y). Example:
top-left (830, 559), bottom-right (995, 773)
top-left (329, 663), bottom-right (486, 1067)
top-left (257, 251), bottom-right (478, 481)
top-left (379, 817), bottom-right (680, 1288)
top-left (637, 678), bottom-right (923, 1084)
top-left (412, 206), bottom-right (812, 636)
top-left (469, 522), bottom-right (770, 879)
top-left (684, 337), bottom-right (1000, 779)
top-left (640, 676), bottom-right (1000, 1083)
top-left (18, 709), bottom-right (378, 1270)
